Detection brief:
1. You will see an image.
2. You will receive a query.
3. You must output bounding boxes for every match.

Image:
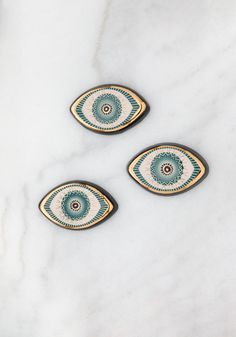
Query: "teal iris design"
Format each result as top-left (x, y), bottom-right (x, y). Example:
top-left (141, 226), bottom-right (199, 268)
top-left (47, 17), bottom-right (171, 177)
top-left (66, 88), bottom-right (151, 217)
top-left (150, 153), bottom-right (184, 185)
top-left (92, 94), bottom-right (122, 124)
top-left (61, 191), bottom-right (90, 220)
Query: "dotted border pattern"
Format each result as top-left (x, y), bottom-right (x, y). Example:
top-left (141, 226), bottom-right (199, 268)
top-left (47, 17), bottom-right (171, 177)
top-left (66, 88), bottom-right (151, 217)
top-left (44, 184), bottom-right (109, 228)
top-left (92, 93), bottom-right (122, 124)
top-left (76, 87), bottom-right (140, 131)
top-left (150, 152), bottom-right (184, 185)
top-left (133, 146), bottom-right (201, 192)
top-left (61, 190), bottom-right (91, 220)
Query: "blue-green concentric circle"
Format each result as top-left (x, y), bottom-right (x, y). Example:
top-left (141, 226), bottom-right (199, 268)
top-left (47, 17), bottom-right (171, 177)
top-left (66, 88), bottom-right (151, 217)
top-left (61, 191), bottom-right (90, 220)
top-left (92, 93), bottom-right (122, 124)
top-left (150, 153), bottom-right (184, 185)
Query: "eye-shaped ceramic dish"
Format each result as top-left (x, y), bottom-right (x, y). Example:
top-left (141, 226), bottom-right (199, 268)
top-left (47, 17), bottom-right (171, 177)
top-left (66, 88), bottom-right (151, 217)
top-left (128, 143), bottom-right (209, 196)
top-left (39, 181), bottom-right (118, 229)
top-left (70, 84), bottom-right (149, 134)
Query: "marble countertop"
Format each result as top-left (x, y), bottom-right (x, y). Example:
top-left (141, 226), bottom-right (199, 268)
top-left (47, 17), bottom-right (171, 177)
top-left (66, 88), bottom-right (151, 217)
top-left (1, 0), bottom-right (236, 336)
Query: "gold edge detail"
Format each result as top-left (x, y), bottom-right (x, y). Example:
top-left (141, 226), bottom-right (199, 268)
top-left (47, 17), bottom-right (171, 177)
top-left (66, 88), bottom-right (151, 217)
top-left (70, 85), bottom-right (146, 133)
top-left (128, 145), bottom-right (206, 195)
top-left (39, 183), bottom-right (114, 229)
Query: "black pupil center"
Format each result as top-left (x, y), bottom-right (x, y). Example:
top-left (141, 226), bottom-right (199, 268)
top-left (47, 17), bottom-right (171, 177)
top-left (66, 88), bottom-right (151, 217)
top-left (102, 104), bottom-right (112, 114)
top-left (72, 202), bottom-right (79, 209)
top-left (161, 163), bottom-right (173, 175)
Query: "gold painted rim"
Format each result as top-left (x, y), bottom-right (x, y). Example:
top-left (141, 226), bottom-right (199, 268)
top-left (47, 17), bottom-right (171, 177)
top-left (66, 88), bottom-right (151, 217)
top-left (128, 145), bottom-right (206, 195)
top-left (39, 182), bottom-right (114, 229)
top-left (70, 85), bottom-right (147, 133)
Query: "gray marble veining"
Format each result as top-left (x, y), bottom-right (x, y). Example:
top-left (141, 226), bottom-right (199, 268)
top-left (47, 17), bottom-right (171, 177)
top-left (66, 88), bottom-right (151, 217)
top-left (0, 0), bottom-right (236, 336)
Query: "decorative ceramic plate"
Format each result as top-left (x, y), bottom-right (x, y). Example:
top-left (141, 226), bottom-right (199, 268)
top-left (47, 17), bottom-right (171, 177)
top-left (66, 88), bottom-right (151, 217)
top-left (128, 143), bottom-right (209, 195)
top-left (70, 84), bottom-right (148, 133)
top-left (39, 181), bottom-right (118, 229)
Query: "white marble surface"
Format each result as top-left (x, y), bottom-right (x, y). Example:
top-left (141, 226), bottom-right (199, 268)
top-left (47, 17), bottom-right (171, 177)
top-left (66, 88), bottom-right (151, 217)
top-left (1, 0), bottom-right (236, 336)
